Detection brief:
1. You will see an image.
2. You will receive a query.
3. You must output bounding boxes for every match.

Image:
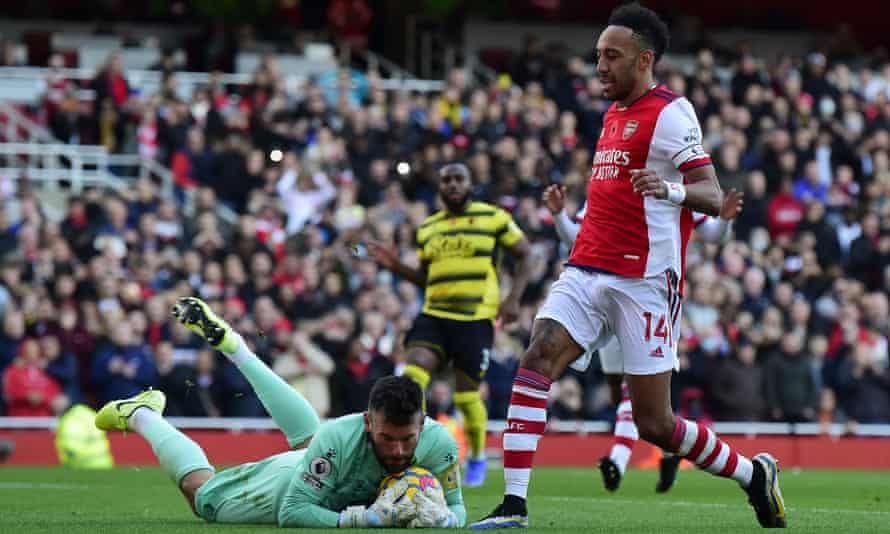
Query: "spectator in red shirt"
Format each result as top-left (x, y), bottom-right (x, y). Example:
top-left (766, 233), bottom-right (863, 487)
top-left (93, 54), bottom-right (130, 109)
top-left (767, 178), bottom-right (805, 241)
top-left (90, 53), bottom-right (130, 149)
top-left (2, 338), bottom-right (68, 416)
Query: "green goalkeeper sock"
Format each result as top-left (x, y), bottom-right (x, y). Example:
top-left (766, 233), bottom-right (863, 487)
top-left (131, 408), bottom-right (213, 484)
top-left (229, 337), bottom-right (320, 447)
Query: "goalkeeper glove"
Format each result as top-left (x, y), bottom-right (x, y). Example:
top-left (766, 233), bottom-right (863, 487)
top-left (338, 479), bottom-right (408, 528)
top-left (406, 487), bottom-right (458, 528)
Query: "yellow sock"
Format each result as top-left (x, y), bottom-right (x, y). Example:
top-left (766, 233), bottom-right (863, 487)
top-left (403, 365), bottom-right (431, 411)
top-left (454, 390), bottom-right (487, 460)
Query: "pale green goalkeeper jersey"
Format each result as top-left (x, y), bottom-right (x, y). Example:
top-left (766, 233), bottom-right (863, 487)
top-left (277, 413), bottom-right (466, 528)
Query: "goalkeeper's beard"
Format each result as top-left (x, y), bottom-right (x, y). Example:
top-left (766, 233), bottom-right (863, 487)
top-left (368, 433), bottom-right (413, 474)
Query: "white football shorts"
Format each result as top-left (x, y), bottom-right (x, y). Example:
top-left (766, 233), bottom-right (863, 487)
top-left (536, 266), bottom-right (680, 375)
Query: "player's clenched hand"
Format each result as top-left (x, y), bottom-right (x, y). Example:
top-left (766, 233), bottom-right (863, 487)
top-left (393, 491), bottom-right (419, 527)
top-left (365, 239), bottom-right (399, 270)
top-left (542, 184), bottom-right (567, 215)
top-left (719, 188), bottom-right (744, 220)
top-left (339, 479), bottom-right (409, 527)
top-left (369, 478), bottom-right (408, 526)
top-left (630, 168), bottom-right (667, 199)
top-left (407, 487), bottom-right (458, 528)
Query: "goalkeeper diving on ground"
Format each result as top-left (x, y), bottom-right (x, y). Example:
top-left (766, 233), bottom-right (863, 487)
top-left (94, 296), bottom-right (465, 528)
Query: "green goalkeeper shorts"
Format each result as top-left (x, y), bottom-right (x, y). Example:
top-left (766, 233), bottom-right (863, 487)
top-left (195, 449), bottom-right (306, 524)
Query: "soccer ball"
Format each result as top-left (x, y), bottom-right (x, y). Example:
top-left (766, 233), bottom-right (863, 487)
top-left (378, 466), bottom-right (443, 503)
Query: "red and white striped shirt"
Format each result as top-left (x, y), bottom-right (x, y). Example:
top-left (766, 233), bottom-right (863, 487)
top-left (568, 85), bottom-right (711, 279)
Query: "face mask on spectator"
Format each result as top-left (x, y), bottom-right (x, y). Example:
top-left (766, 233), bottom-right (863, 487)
top-left (700, 336), bottom-right (722, 354)
top-left (751, 230), bottom-right (770, 253)
top-left (819, 97), bottom-right (836, 118)
top-left (843, 112), bottom-right (863, 136)
top-left (191, 101), bottom-right (209, 121)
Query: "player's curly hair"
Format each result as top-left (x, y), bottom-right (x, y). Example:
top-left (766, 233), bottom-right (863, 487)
top-left (608, 2), bottom-right (670, 63)
top-left (369, 375), bottom-right (424, 425)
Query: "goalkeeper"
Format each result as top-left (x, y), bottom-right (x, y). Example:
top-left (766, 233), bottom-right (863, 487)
top-left (95, 297), bottom-right (465, 528)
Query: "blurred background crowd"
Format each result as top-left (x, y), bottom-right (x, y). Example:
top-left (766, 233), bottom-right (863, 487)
top-left (1, 0), bottom-right (889, 429)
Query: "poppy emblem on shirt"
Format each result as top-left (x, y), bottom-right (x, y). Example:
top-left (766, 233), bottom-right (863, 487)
top-left (622, 120), bottom-right (639, 140)
top-left (310, 457), bottom-right (332, 478)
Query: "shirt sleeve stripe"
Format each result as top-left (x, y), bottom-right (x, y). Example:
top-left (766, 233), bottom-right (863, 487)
top-left (678, 157), bottom-right (712, 172)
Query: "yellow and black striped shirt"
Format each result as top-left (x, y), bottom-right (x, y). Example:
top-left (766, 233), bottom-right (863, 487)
top-left (416, 201), bottom-right (525, 321)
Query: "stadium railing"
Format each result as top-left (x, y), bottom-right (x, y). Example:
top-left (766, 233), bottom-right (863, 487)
top-left (0, 66), bottom-right (446, 106)
top-left (0, 99), bottom-right (238, 223)
top-left (1, 416), bottom-right (888, 438)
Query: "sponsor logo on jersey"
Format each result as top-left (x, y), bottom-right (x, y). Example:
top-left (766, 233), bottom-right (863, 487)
top-left (684, 127), bottom-right (700, 143)
top-left (590, 148), bottom-right (632, 181)
top-left (302, 472), bottom-right (324, 490)
top-left (593, 148), bottom-right (631, 166)
top-left (427, 235), bottom-right (476, 260)
top-left (650, 346), bottom-right (665, 358)
top-left (622, 120), bottom-right (639, 140)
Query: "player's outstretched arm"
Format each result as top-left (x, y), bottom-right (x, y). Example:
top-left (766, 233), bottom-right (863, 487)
top-left (422, 424), bottom-right (467, 527)
top-left (499, 235), bottom-right (533, 325)
top-left (278, 427), bottom-right (349, 528)
top-left (542, 184), bottom-right (581, 247)
top-left (365, 239), bottom-right (429, 288)
top-left (553, 211), bottom-right (581, 247)
top-left (682, 165), bottom-right (725, 216)
top-left (445, 495), bottom-right (467, 527)
top-left (278, 424), bottom-right (414, 528)
top-left (695, 189), bottom-right (743, 243)
top-left (494, 207), bottom-right (533, 325)
top-left (278, 475), bottom-right (342, 527)
top-left (438, 467), bottom-right (467, 527)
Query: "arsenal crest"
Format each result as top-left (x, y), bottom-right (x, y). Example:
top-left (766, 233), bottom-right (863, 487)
top-left (622, 120), bottom-right (639, 140)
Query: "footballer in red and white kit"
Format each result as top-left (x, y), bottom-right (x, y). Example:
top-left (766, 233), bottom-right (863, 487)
top-left (540, 88), bottom-right (707, 376)
top-left (545, 189), bottom-right (743, 494)
top-left (472, 4), bottom-right (786, 530)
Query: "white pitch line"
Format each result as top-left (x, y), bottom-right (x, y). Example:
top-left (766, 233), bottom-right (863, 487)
top-left (540, 496), bottom-right (890, 517)
top-left (0, 482), bottom-right (96, 490)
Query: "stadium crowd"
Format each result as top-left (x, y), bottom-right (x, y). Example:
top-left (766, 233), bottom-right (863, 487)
top-left (1, 35), bottom-right (890, 430)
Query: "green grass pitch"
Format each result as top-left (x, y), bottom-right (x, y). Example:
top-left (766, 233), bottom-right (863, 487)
top-left (1, 466), bottom-right (888, 532)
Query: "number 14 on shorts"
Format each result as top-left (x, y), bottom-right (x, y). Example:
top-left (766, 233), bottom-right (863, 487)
top-left (642, 311), bottom-right (671, 353)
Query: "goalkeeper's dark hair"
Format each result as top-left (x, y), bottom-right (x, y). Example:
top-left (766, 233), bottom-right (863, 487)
top-left (608, 2), bottom-right (670, 63)
top-left (369, 375), bottom-right (424, 425)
